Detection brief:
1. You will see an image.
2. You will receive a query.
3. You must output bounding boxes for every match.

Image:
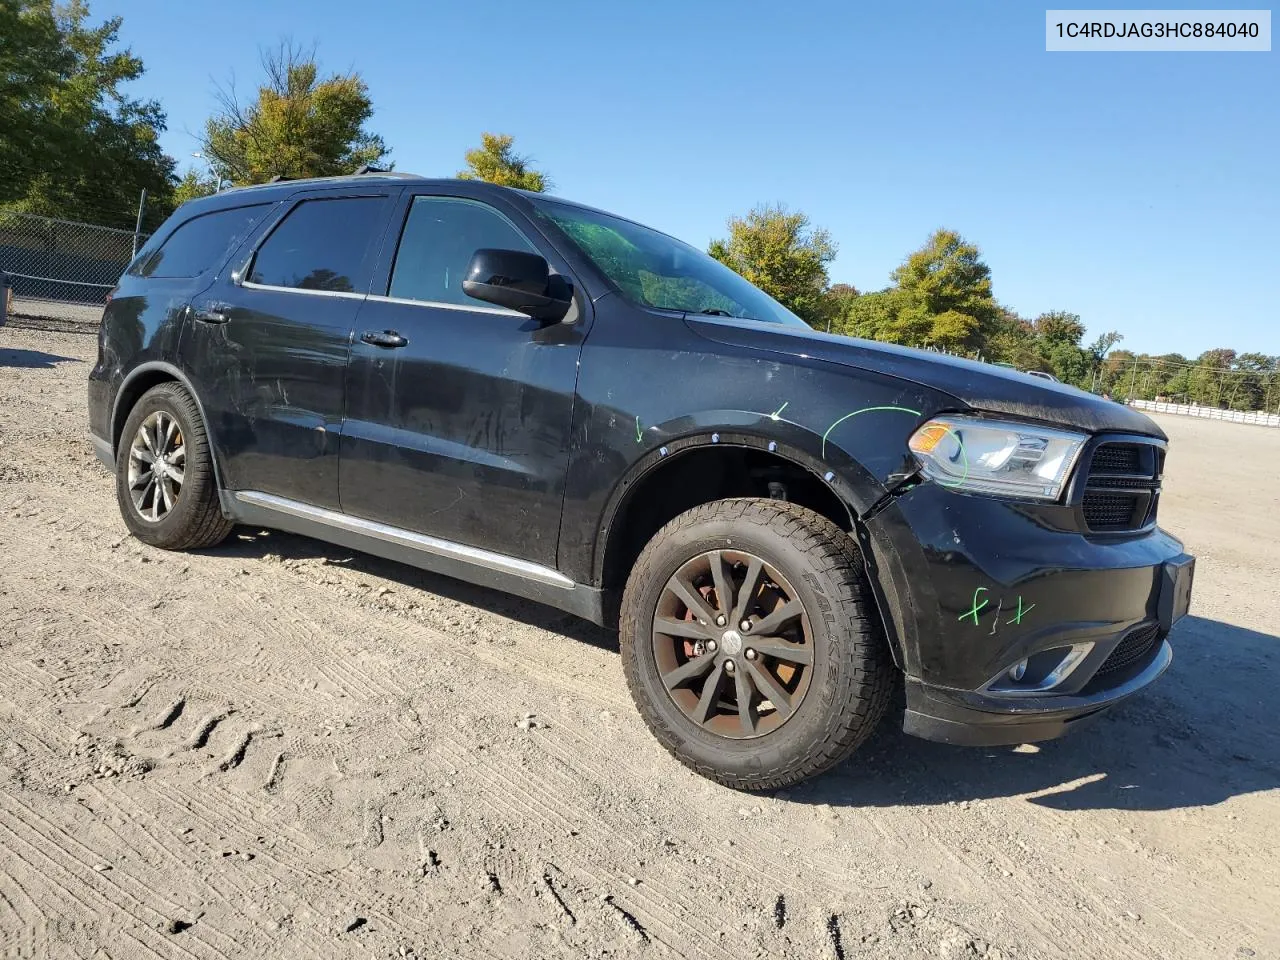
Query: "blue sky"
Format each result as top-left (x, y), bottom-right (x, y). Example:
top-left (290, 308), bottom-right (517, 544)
top-left (103, 0), bottom-right (1276, 357)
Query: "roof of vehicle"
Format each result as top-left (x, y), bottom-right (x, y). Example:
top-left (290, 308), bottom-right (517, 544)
top-left (185, 172), bottom-right (666, 238)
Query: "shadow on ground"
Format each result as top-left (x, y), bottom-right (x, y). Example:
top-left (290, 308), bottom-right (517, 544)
top-left (0, 346), bottom-right (81, 368)
top-left (214, 526), bottom-right (618, 652)
top-left (3, 310), bottom-right (101, 336)
top-left (798, 613), bottom-right (1280, 813)
top-left (214, 527), bottom-right (1277, 813)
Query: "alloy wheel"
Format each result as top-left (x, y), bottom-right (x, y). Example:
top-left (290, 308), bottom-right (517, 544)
top-left (126, 410), bottom-right (186, 522)
top-left (652, 550), bottom-right (814, 739)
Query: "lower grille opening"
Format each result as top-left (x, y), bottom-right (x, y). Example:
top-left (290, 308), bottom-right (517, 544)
top-left (1082, 492), bottom-right (1141, 531)
top-left (1095, 623), bottom-right (1161, 678)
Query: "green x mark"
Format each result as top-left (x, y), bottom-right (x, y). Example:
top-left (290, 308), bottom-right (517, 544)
top-left (1005, 596), bottom-right (1036, 625)
top-left (958, 586), bottom-right (990, 625)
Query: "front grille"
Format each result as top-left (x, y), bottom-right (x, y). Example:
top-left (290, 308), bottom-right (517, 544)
top-left (1080, 440), bottom-right (1163, 533)
top-left (1091, 443), bottom-right (1144, 474)
top-left (1095, 623), bottom-right (1161, 678)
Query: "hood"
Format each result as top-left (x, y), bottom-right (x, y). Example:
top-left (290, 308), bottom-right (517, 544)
top-left (687, 317), bottom-right (1166, 440)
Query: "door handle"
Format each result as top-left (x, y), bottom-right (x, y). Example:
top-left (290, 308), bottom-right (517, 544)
top-left (193, 308), bottom-right (229, 325)
top-left (361, 330), bottom-right (408, 348)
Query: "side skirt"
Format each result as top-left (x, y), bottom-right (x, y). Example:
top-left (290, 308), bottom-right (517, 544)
top-left (221, 490), bottom-right (609, 626)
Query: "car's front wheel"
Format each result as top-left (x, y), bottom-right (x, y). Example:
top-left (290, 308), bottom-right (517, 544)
top-left (115, 382), bottom-right (233, 550)
top-left (620, 498), bottom-right (893, 790)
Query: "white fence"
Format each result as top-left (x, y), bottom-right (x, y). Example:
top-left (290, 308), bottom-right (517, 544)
top-left (1130, 399), bottom-right (1280, 428)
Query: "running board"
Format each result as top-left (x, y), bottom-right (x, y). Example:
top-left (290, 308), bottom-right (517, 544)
top-left (225, 490), bottom-right (607, 625)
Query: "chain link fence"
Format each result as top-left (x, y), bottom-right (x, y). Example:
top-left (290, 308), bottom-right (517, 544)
top-left (1, 209), bottom-right (148, 329)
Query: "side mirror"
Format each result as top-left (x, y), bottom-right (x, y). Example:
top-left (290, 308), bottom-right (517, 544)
top-left (462, 248), bottom-right (572, 323)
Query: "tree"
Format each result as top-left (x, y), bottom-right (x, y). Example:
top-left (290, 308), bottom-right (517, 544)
top-left (987, 308), bottom-right (1044, 371)
top-left (820, 282), bottom-right (860, 332)
top-left (832, 229), bottom-right (1000, 351)
top-left (889, 229), bottom-right (1001, 350)
top-left (202, 42), bottom-right (388, 185)
top-left (0, 0), bottom-right (175, 228)
top-left (708, 204), bottom-right (836, 327)
top-left (457, 133), bottom-right (550, 192)
top-left (172, 168), bottom-right (217, 206)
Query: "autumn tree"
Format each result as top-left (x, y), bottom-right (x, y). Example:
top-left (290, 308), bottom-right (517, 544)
top-left (201, 42), bottom-right (388, 185)
top-left (457, 133), bottom-right (550, 192)
top-left (0, 0), bottom-right (175, 228)
top-left (708, 204), bottom-right (836, 327)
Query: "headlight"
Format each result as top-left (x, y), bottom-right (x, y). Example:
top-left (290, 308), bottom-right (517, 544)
top-left (908, 416), bottom-right (1087, 501)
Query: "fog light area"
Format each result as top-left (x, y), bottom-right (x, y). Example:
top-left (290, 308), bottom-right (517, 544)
top-left (987, 643), bottom-right (1095, 695)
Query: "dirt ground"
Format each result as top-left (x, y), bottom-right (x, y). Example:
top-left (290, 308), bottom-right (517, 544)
top-left (2, 313), bottom-right (1278, 960)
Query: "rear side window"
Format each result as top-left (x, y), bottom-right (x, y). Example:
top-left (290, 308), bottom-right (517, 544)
top-left (389, 196), bottom-right (534, 306)
top-left (248, 197), bottom-right (387, 293)
top-left (136, 204), bottom-right (270, 279)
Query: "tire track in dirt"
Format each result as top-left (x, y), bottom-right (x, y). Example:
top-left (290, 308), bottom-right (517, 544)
top-left (0, 797), bottom-right (214, 960)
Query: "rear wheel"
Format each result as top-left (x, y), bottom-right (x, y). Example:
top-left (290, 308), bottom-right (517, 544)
top-left (620, 498), bottom-right (893, 790)
top-left (115, 382), bottom-right (233, 550)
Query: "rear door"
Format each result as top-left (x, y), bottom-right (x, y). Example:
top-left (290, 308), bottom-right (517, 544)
top-left (339, 188), bottom-right (586, 566)
top-left (185, 188), bottom-right (397, 510)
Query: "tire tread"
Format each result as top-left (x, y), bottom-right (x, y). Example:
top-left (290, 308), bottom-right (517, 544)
top-left (620, 497), bottom-right (893, 791)
top-left (116, 382), bottom-right (233, 551)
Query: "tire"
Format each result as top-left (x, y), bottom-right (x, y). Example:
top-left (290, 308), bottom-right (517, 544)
top-left (115, 382), bottom-right (233, 550)
top-left (619, 497), bottom-right (893, 791)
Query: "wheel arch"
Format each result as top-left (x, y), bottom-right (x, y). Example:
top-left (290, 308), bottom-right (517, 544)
top-left (596, 430), bottom-right (874, 610)
top-left (111, 362), bottom-right (225, 490)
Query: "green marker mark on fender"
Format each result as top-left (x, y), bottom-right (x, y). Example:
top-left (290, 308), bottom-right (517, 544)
top-left (770, 401), bottom-right (789, 421)
top-left (635, 416), bottom-right (643, 443)
top-left (821, 405), bottom-right (921, 458)
top-left (958, 586), bottom-right (989, 625)
top-left (1005, 596), bottom-right (1035, 625)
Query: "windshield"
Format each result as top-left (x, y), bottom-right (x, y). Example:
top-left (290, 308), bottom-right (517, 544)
top-left (530, 198), bottom-right (808, 328)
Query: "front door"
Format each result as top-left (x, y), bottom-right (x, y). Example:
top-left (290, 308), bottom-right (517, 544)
top-left (339, 191), bottom-right (585, 567)
top-left (186, 190), bottom-right (395, 510)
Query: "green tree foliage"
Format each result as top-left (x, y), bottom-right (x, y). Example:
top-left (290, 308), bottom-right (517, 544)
top-left (821, 231), bottom-right (1138, 391)
top-left (0, 0), bottom-right (175, 228)
top-left (1091, 348), bottom-right (1280, 410)
top-left (172, 168), bottom-right (218, 206)
top-left (707, 204), bottom-right (836, 326)
top-left (838, 229), bottom-right (1001, 350)
top-left (202, 42), bottom-right (388, 185)
top-left (457, 133), bottom-right (550, 192)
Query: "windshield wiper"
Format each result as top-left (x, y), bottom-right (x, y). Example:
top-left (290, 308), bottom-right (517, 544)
top-left (696, 308), bottom-right (734, 317)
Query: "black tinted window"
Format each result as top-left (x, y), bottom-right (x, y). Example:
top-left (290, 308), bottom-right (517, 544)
top-left (249, 197), bottom-right (386, 293)
top-left (138, 204), bottom-right (270, 279)
top-left (389, 197), bottom-right (533, 305)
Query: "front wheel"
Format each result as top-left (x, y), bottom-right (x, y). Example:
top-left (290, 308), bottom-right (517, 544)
top-left (619, 498), bottom-right (893, 790)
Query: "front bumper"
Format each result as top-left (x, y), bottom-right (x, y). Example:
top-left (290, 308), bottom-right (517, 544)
top-left (903, 638), bottom-right (1172, 745)
top-left (860, 480), bottom-right (1193, 745)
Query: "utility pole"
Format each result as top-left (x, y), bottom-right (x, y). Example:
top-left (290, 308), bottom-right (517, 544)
top-left (131, 188), bottom-right (148, 258)
top-left (1127, 358), bottom-right (1139, 402)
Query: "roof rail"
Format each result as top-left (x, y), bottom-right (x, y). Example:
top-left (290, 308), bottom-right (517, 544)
top-left (352, 165), bottom-right (420, 179)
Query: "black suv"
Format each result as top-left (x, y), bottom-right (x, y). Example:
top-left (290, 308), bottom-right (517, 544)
top-left (88, 174), bottom-right (1195, 790)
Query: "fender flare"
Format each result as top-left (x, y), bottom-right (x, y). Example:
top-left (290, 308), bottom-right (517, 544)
top-left (590, 416), bottom-right (890, 586)
top-left (111, 361), bottom-right (226, 491)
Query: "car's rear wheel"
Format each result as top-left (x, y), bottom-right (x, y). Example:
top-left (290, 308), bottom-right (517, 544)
top-left (620, 498), bottom-right (893, 790)
top-left (115, 382), bottom-right (233, 550)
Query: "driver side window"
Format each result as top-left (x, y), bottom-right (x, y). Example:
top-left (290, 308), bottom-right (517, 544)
top-left (388, 196), bottom-right (534, 307)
